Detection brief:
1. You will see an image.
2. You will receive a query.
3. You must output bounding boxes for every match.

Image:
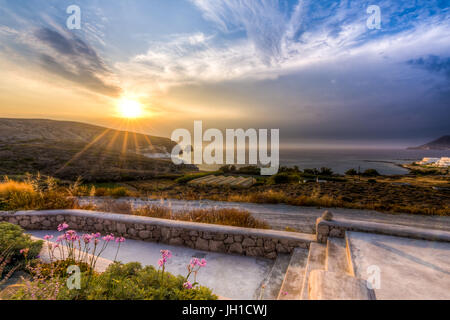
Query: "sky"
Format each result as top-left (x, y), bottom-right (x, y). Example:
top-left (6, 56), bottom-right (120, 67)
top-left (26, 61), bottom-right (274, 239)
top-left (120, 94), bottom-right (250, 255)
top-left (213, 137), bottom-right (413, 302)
top-left (0, 0), bottom-right (449, 148)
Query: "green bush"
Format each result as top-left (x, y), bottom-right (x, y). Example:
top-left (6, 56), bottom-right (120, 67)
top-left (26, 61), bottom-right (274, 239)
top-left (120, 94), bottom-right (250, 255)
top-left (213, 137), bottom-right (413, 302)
top-left (109, 187), bottom-right (130, 198)
top-left (345, 168), bottom-right (358, 176)
top-left (57, 262), bottom-right (217, 300)
top-left (269, 172), bottom-right (300, 184)
top-left (319, 167), bottom-right (333, 176)
top-left (0, 222), bottom-right (42, 277)
top-left (362, 169), bottom-right (380, 177)
top-left (237, 166), bottom-right (260, 175)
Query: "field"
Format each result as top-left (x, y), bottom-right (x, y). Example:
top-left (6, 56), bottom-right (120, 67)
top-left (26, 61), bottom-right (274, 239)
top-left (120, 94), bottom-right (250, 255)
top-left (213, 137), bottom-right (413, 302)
top-left (126, 174), bottom-right (450, 216)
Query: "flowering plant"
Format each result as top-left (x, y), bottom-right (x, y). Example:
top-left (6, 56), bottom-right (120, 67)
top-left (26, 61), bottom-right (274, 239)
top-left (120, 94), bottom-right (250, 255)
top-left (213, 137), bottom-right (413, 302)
top-left (156, 249), bottom-right (207, 291)
top-left (44, 223), bottom-right (125, 272)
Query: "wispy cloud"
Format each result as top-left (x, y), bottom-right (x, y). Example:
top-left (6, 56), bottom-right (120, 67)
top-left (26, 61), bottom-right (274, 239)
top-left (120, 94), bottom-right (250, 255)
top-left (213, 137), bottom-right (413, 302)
top-left (116, 0), bottom-right (450, 93)
top-left (408, 55), bottom-right (450, 79)
top-left (1, 26), bottom-right (121, 97)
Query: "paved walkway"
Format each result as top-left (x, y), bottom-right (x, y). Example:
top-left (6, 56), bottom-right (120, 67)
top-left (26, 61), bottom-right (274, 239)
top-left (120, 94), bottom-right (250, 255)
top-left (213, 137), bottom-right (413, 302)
top-left (29, 230), bottom-right (273, 300)
top-left (79, 197), bottom-right (450, 234)
top-left (348, 231), bottom-right (450, 300)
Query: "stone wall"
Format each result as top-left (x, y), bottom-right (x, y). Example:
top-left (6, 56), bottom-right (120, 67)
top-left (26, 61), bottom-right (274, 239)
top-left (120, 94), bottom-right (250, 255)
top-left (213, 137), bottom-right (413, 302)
top-left (0, 210), bottom-right (314, 259)
top-left (316, 217), bottom-right (450, 244)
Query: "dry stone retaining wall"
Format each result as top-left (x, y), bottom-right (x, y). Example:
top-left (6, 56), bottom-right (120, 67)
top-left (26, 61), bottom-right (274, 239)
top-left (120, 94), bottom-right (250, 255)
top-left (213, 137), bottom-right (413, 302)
top-left (0, 210), bottom-right (314, 259)
top-left (316, 217), bottom-right (450, 244)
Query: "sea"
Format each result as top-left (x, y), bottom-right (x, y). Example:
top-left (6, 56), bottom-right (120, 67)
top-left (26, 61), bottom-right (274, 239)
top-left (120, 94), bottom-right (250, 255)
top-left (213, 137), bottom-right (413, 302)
top-left (196, 148), bottom-right (450, 175)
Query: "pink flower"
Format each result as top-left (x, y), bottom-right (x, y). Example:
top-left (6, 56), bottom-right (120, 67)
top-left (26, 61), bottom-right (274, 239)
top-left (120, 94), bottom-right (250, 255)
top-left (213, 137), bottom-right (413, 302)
top-left (189, 258), bottom-right (207, 268)
top-left (115, 237), bottom-right (125, 243)
top-left (57, 222), bottom-right (69, 232)
top-left (281, 291), bottom-right (288, 296)
top-left (56, 235), bottom-right (65, 243)
top-left (82, 234), bottom-right (92, 244)
top-left (65, 230), bottom-right (79, 242)
top-left (190, 258), bottom-right (199, 268)
top-left (198, 259), bottom-right (207, 267)
top-left (44, 235), bottom-right (54, 241)
top-left (20, 248), bottom-right (29, 255)
top-left (183, 282), bottom-right (193, 289)
top-left (102, 234), bottom-right (115, 242)
top-left (158, 259), bottom-right (165, 267)
top-left (160, 250), bottom-right (172, 259)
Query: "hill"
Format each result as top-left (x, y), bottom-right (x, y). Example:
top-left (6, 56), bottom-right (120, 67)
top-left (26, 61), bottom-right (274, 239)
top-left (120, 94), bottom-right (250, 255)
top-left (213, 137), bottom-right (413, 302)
top-left (408, 135), bottom-right (450, 150)
top-left (0, 118), bottom-right (194, 181)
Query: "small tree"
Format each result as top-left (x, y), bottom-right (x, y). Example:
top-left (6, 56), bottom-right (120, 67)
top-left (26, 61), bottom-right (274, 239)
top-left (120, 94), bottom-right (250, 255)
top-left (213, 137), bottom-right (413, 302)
top-left (319, 167), bottom-right (333, 176)
top-left (345, 168), bottom-right (358, 176)
top-left (362, 169), bottom-right (380, 177)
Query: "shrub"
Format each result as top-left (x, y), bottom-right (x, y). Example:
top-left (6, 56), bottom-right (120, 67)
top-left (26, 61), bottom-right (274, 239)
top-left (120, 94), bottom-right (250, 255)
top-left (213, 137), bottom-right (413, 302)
top-left (0, 176), bottom-right (76, 211)
top-left (362, 169), bottom-right (380, 177)
top-left (11, 250), bottom-right (216, 300)
top-left (319, 167), bottom-right (333, 176)
top-left (237, 166), bottom-right (260, 175)
top-left (109, 187), bottom-right (130, 198)
top-left (134, 206), bottom-right (270, 229)
top-left (57, 262), bottom-right (217, 300)
top-left (269, 173), bottom-right (300, 184)
top-left (303, 168), bottom-right (319, 176)
top-left (0, 180), bottom-right (37, 210)
top-left (0, 222), bottom-right (42, 278)
top-left (345, 168), bottom-right (358, 176)
top-left (272, 173), bottom-right (290, 184)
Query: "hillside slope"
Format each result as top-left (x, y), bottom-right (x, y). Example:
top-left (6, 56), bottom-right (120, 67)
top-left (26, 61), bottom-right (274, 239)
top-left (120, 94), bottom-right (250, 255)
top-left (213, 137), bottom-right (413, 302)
top-left (0, 119), bottom-right (194, 181)
top-left (408, 135), bottom-right (450, 150)
top-left (0, 118), bottom-right (175, 153)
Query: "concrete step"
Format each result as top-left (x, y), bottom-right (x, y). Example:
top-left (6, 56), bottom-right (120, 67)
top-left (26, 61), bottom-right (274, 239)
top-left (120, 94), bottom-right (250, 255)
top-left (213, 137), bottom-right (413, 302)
top-left (308, 270), bottom-right (374, 300)
top-left (346, 231), bottom-right (450, 300)
top-left (326, 237), bottom-right (350, 274)
top-left (300, 242), bottom-right (327, 300)
top-left (277, 248), bottom-right (309, 300)
top-left (255, 254), bottom-right (291, 300)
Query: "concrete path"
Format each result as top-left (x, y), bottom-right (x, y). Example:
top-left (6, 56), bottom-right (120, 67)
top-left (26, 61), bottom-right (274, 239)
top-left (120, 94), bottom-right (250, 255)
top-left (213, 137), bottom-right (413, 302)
top-left (29, 230), bottom-right (273, 300)
top-left (348, 231), bottom-right (450, 300)
top-left (79, 197), bottom-right (450, 234)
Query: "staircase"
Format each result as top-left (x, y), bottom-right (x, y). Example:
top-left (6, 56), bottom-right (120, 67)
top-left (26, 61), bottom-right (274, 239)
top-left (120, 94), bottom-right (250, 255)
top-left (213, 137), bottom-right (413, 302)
top-left (273, 233), bottom-right (374, 300)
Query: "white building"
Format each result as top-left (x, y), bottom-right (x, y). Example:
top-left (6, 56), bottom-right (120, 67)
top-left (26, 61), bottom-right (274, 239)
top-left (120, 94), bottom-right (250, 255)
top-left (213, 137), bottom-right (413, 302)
top-left (417, 157), bottom-right (440, 165)
top-left (417, 157), bottom-right (450, 167)
top-left (435, 157), bottom-right (450, 167)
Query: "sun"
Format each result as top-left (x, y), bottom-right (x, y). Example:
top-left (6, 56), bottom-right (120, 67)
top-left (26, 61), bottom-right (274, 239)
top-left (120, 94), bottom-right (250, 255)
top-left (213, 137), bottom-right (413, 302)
top-left (116, 98), bottom-right (144, 119)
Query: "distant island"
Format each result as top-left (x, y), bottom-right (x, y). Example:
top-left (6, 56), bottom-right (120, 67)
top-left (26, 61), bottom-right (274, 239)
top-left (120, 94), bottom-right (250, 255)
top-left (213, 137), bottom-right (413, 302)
top-left (408, 135), bottom-right (450, 150)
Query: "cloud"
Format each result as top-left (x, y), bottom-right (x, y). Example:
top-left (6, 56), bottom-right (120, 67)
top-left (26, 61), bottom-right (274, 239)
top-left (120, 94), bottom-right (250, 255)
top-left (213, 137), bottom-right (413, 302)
top-left (0, 24), bottom-right (121, 97)
top-left (190, 0), bottom-right (287, 63)
top-left (407, 55), bottom-right (450, 79)
top-left (33, 28), bottom-right (121, 97)
top-left (116, 0), bottom-right (450, 95)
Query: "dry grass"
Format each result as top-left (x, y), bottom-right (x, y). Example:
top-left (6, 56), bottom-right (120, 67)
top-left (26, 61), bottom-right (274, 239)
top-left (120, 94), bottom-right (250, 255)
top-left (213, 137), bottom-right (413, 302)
top-left (80, 200), bottom-right (270, 229)
top-left (0, 176), bottom-right (76, 211)
top-left (0, 180), bottom-right (36, 197)
top-left (228, 189), bottom-right (344, 208)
